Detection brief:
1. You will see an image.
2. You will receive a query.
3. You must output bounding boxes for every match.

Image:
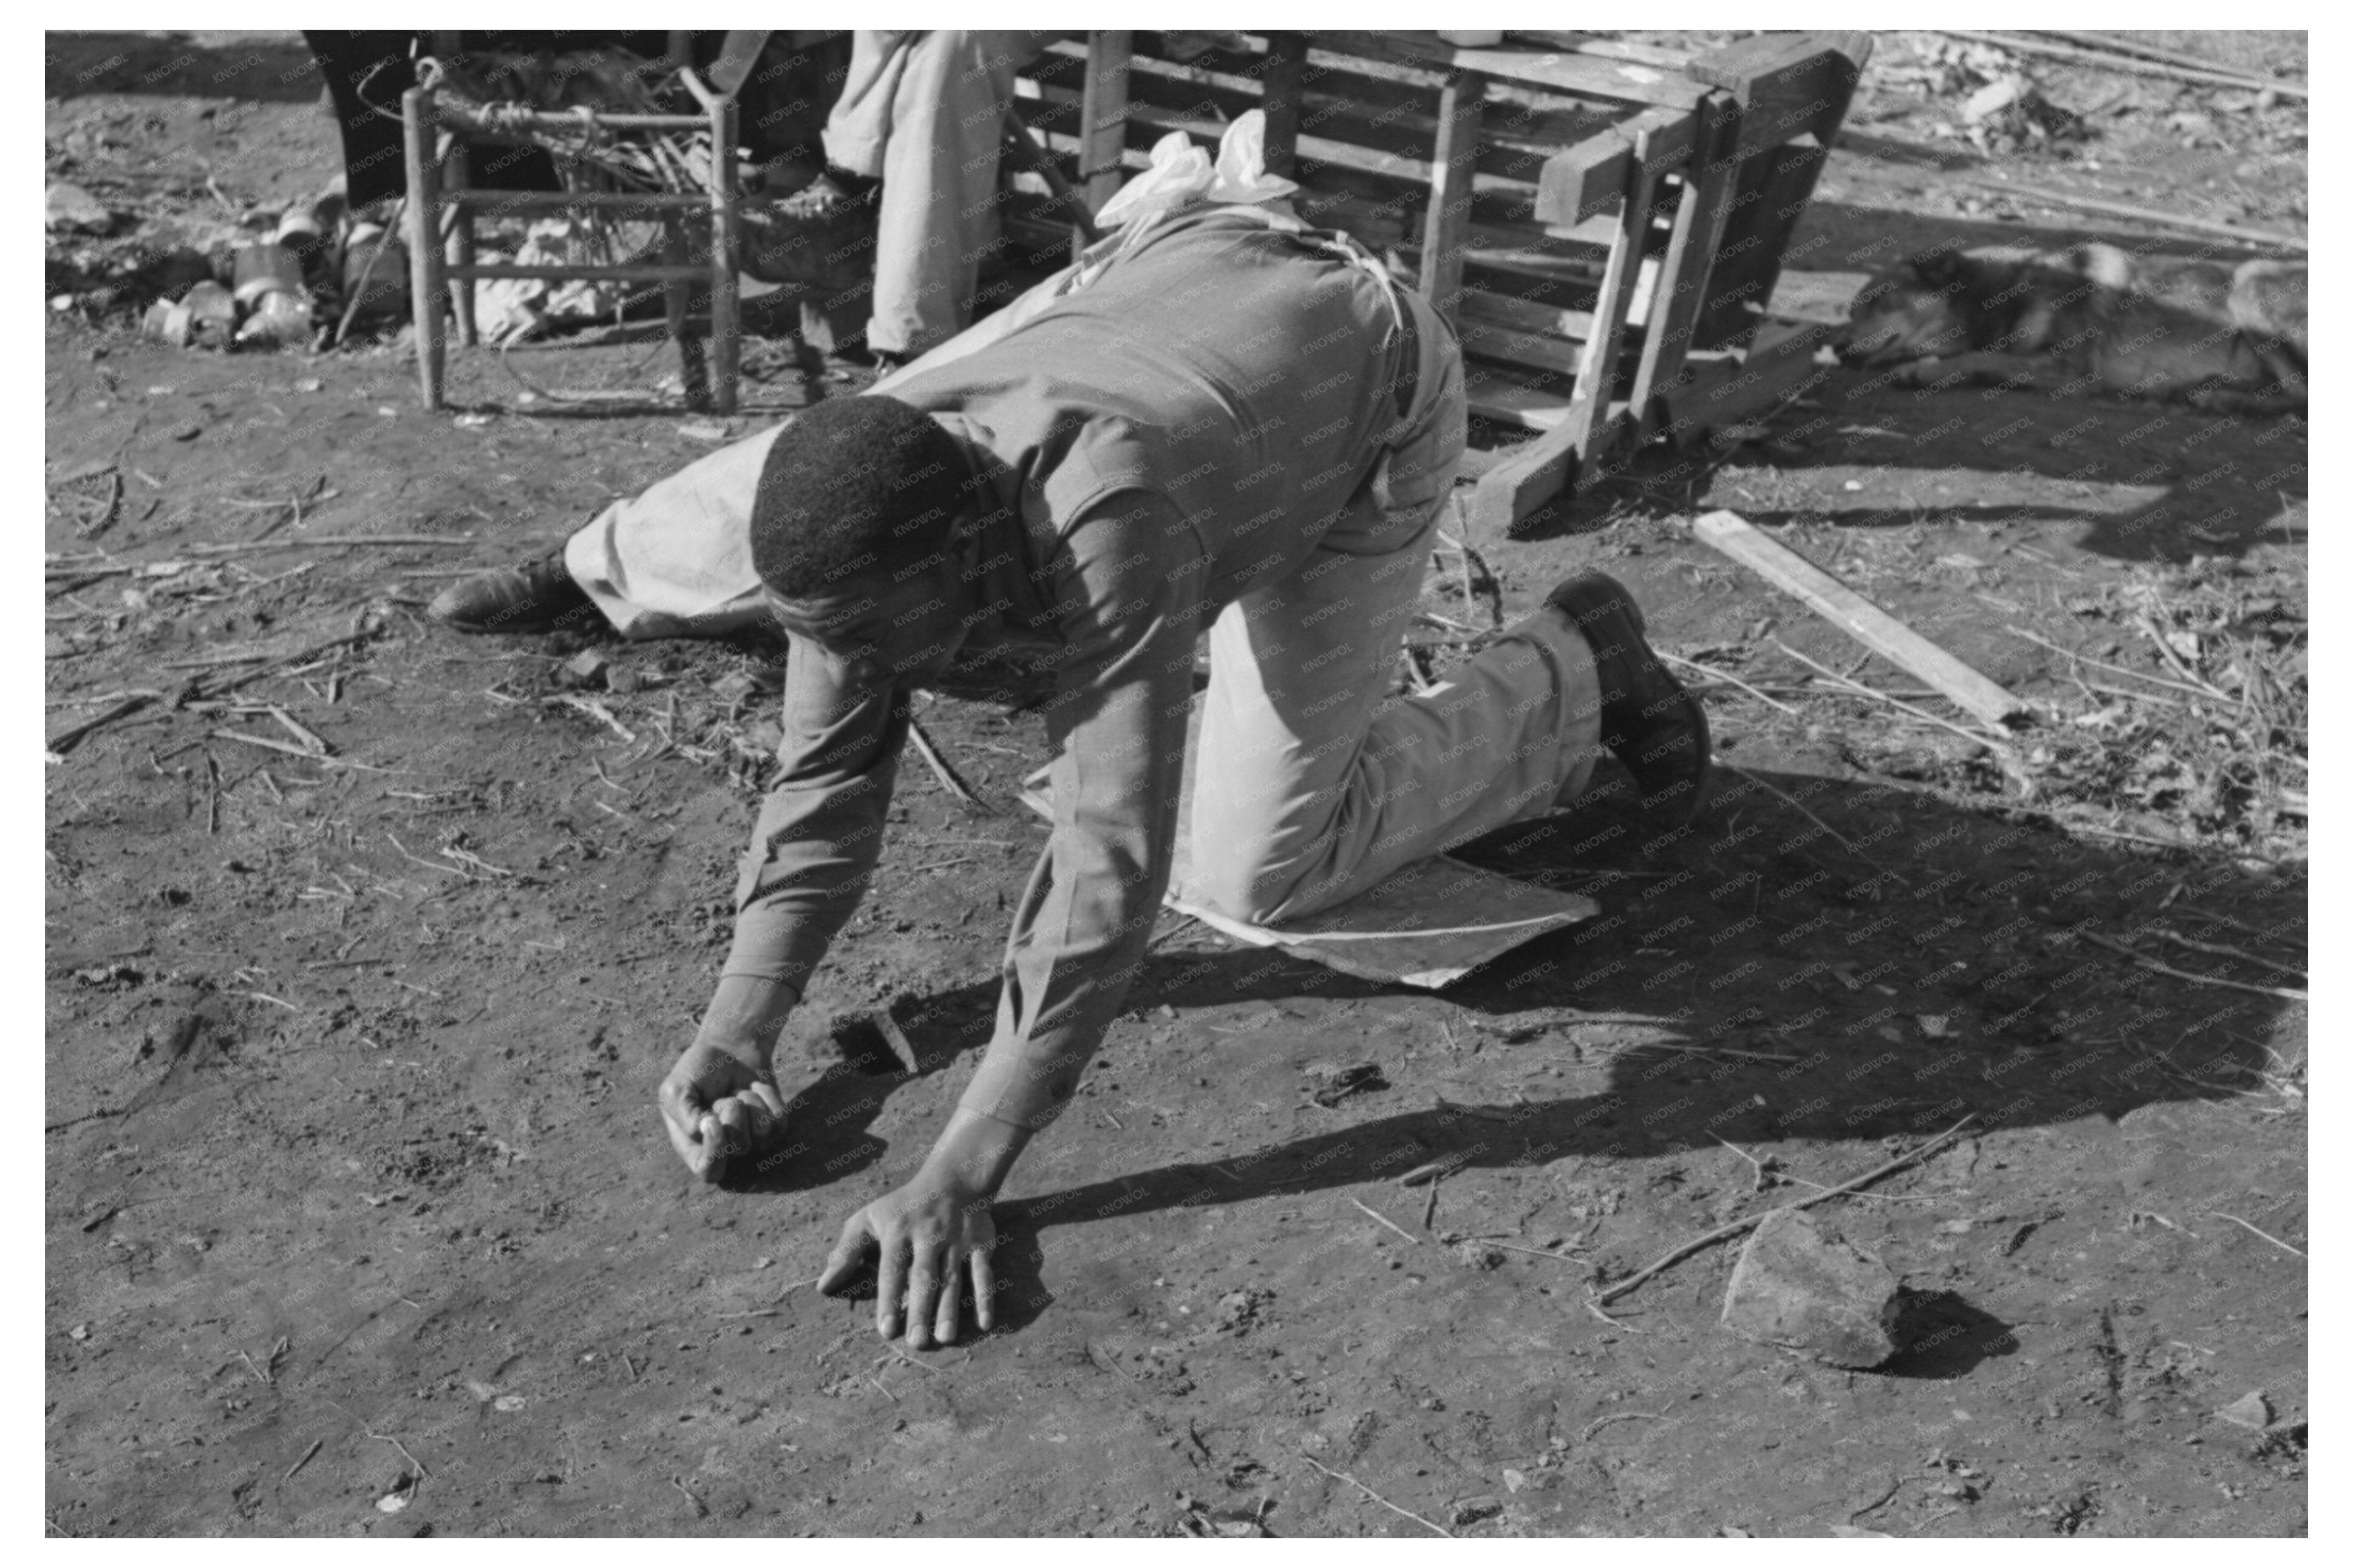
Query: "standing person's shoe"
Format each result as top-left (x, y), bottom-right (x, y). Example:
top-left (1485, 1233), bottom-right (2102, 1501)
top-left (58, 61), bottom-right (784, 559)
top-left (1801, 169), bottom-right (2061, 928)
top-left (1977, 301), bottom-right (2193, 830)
top-left (1546, 571), bottom-right (1711, 823)
top-left (740, 168), bottom-right (881, 291)
top-left (427, 552), bottom-right (597, 635)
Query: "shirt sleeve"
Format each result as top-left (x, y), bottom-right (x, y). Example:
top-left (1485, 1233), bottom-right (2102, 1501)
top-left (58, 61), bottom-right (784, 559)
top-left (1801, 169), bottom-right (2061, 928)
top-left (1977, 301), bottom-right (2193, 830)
top-left (958, 491), bottom-right (1210, 1130)
top-left (722, 628), bottom-right (907, 993)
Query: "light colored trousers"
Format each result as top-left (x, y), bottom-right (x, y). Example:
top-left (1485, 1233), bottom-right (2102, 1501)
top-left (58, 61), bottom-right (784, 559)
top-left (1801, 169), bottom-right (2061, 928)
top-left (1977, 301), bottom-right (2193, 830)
top-left (565, 287), bottom-right (1602, 926)
top-left (821, 29), bottom-right (1057, 358)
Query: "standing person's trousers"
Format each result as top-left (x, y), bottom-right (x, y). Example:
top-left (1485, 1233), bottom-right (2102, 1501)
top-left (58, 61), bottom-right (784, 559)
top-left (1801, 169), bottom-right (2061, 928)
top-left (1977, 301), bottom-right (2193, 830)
top-left (821, 30), bottom-right (1057, 359)
top-left (562, 286), bottom-right (1603, 929)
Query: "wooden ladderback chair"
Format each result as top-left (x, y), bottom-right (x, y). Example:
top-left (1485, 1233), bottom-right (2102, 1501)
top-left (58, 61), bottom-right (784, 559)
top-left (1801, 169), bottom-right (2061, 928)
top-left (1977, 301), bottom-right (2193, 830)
top-left (401, 30), bottom-right (768, 413)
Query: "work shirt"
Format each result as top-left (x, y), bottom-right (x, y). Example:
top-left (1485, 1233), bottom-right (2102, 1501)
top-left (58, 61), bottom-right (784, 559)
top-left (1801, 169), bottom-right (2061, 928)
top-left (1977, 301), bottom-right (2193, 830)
top-left (721, 207), bottom-right (1439, 1130)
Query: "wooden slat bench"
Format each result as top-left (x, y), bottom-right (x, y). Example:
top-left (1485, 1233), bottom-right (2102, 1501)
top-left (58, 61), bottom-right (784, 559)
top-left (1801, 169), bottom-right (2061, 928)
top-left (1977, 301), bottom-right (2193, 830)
top-left (1006, 29), bottom-right (1873, 536)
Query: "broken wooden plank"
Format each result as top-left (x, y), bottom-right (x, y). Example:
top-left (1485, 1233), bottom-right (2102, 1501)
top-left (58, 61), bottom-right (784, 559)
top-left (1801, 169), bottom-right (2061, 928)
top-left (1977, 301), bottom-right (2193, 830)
top-left (1654, 320), bottom-right (1833, 446)
top-left (1691, 510), bottom-right (2029, 729)
top-left (1685, 30), bottom-right (1875, 158)
top-left (1309, 30), bottom-right (1713, 112)
top-left (1416, 70), bottom-right (1487, 325)
top-left (1533, 104), bottom-right (1700, 227)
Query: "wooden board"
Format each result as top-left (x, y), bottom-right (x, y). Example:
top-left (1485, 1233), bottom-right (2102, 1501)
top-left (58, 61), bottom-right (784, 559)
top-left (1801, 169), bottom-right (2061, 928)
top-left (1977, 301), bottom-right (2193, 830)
top-left (1692, 509), bottom-right (2030, 729)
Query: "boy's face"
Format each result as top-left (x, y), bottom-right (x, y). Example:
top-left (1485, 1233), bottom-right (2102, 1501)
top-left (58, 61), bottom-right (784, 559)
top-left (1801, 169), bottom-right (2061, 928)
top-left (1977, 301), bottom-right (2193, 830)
top-left (764, 551), bottom-right (970, 691)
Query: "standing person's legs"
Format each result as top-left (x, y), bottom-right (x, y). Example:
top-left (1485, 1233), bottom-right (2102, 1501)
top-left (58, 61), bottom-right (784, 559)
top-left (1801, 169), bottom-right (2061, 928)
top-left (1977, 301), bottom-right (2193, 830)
top-left (819, 31), bottom-right (919, 180)
top-left (862, 30), bottom-right (1055, 358)
top-left (1181, 299), bottom-right (1609, 925)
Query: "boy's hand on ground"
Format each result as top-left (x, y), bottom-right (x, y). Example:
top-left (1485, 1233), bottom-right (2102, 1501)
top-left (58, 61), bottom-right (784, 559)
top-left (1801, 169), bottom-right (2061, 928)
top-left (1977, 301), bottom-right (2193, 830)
top-left (657, 1038), bottom-right (787, 1183)
top-left (819, 1175), bottom-right (997, 1349)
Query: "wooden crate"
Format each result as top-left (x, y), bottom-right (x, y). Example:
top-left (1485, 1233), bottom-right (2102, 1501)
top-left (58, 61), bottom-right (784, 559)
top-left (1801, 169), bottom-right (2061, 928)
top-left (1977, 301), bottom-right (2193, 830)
top-left (1004, 30), bottom-right (1872, 536)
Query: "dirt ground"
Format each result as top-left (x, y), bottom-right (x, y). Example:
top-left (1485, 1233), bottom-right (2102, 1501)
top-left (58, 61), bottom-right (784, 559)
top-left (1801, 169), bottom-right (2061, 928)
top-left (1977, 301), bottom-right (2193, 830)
top-left (46, 32), bottom-right (2306, 1538)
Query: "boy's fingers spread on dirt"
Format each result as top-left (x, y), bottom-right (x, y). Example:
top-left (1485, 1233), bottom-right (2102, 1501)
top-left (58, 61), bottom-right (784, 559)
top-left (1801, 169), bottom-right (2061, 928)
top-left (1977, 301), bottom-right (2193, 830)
top-left (905, 1254), bottom-right (944, 1351)
top-left (971, 1249), bottom-right (996, 1330)
top-left (933, 1249), bottom-right (964, 1345)
top-left (818, 1211), bottom-right (874, 1292)
top-left (876, 1234), bottom-right (908, 1338)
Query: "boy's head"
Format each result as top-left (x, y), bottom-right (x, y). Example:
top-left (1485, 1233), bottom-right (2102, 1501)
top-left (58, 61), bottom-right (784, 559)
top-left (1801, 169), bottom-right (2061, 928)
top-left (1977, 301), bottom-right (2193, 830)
top-left (751, 395), bottom-right (978, 685)
top-left (751, 394), bottom-right (970, 598)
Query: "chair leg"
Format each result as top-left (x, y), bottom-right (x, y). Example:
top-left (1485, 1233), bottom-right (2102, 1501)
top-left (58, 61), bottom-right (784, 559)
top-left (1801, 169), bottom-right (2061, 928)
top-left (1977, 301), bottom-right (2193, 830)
top-left (402, 87), bottom-right (448, 410)
top-left (662, 213), bottom-right (708, 413)
top-left (444, 140), bottom-right (478, 347)
top-left (707, 94), bottom-right (740, 416)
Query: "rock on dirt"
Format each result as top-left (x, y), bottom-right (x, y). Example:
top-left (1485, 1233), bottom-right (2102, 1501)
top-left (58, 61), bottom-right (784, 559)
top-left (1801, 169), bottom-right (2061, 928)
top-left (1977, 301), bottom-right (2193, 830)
top-left (1720, 1209), bottom-right (1904, 1368)
top-left (2216, 1390), bottom-right (2273, 1429)
top-left (46, 182), bottom-right (111, 234)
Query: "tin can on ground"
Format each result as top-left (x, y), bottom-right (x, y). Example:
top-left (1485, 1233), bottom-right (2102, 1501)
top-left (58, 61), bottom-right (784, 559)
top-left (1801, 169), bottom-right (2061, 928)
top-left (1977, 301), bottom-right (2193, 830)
top-left (232, 240), bottom-right (304, 307)
top-left (341, 223), bottom-right (410, 324)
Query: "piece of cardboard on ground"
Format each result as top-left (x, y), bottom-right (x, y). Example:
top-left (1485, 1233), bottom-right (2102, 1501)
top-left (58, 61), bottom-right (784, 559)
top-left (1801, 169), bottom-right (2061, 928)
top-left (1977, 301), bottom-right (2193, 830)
top-left (1162, 853), bottom-right (1599, 989)
top-left (1015, 696), bottom-right (1598, 989)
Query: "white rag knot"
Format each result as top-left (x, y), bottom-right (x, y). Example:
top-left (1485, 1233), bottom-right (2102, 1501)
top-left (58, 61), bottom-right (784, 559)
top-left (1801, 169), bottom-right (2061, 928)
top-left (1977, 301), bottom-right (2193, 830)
top-left (1093, 109), bottom-right (1300, 231)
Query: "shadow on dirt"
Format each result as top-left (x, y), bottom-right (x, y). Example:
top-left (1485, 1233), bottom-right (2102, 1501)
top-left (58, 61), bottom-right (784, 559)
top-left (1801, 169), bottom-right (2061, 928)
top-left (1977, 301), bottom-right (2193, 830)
top-left (747, 764), bottom-right (2301, 1258)
top-left (47, 32), bottom-right (324, 103)
top-left (1882, 1288), bottom-right (2022, 1380)
top-left (1552, 368), bottom-right (2305, 565)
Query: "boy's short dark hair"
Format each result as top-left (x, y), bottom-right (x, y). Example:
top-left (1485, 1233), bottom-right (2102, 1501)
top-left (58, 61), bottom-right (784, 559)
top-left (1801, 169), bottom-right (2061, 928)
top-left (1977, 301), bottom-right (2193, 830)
top-left (749, 395), bottom-right (967, 598)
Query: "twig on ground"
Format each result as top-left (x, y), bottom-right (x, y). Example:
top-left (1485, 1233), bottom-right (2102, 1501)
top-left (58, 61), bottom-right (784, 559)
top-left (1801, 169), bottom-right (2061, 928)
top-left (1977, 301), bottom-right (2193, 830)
top-left (1713, 1133), bottom-right (1776, 1192)
top-left (1581, 1296), bottom-right (1646, 1333)
top-left (551, 694), bottom-right (636, 743)
top-left (1484, 1239), bottom-right (1585, 1263)
top-left (1348, 1195), bottom-right (1422, 1246)
top-left (334, 195), bottom-right (404, 346)
top-left (1655, 649), bottom-right (1799, 715)
top-left (1949, 173), bottom-right (2307, 249)
top-left (2154, 927), bottom-right (2304, 976)
top-left (1721, 764), bottom-right (1859, 853)
top-left (1600, 1040), bottom-right (1799, 1065)
top-left (2076, 929), bottom-right (2307, 1003)
top-left (1398, 1152), bottom-right (1472, 1187)
top-left (1578, 1409), bottom-right (1674, 1443)
top-left (188, 534), bottom-right (474, 555)
top-left (1936, 29), bottom-right (2307, 98)
top-left (386, 829), bottom-right (469, 878)
top-left (1296, 1453), bottom-right (1453, 1538)
top-left (284, 1438), bottom-right (324, 1482)
top-left (1595, 1116), bottom-right (1975, 1305)
top-left (233, 991), bottom-right (302, 1013)
top-left (2207, 1212), bottom-right (2306, 1259)
top-left (1422, 1171), bottom-right (1442, 1231)
top-left (907, 718), bottom-right (993, 812)
top-left (211, 730), bottom-right (396, 772)
top-left (1850, 1475), bottom-right (1909, 1521)
top-left (2130, 613), bottom-right (2232, 701)
top-left (1773, 642), bottom-right (2012, 756)
top-left (46, 694), bottom-right (157, 756)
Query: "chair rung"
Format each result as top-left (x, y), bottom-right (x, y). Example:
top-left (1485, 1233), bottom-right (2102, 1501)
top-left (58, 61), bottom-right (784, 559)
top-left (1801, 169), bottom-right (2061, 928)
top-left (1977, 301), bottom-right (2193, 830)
top-left (424, 106), bottom-right (709, 134)
top-left (448, 189), bottom-right (713, 213)
top-left (445, 262), bottom-right (711, 283)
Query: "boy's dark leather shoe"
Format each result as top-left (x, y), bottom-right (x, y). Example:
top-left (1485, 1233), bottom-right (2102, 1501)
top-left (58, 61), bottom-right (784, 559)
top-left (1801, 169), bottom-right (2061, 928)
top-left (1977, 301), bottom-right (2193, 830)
top-left (427, 552), bottom-right (596, 635)
top-left (1547, 571), bottom-right (1711, 823)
